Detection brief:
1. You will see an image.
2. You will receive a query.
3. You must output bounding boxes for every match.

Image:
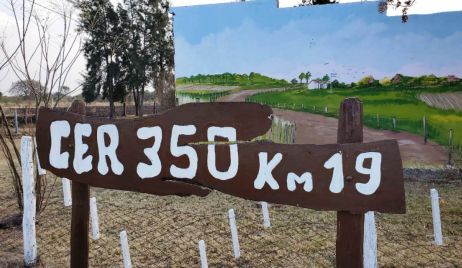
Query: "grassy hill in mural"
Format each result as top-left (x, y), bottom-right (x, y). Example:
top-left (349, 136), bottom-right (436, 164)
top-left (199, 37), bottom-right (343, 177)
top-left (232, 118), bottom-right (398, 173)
top-left (247, 84), bottom-right (462, 151)
top-left (176, 72), bottom-right (290, 89)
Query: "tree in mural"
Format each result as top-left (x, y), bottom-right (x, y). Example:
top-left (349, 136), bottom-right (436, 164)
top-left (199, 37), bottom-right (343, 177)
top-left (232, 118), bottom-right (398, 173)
top-left (299, 72), bottom-right (306, 84)
top-left (305, 71), bottom-right (312, 87)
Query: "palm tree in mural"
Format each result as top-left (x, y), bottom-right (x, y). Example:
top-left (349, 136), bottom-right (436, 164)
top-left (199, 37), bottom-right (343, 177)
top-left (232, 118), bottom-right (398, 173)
top-left (299, 72), bottom-right (306, 84)
top-left (305, 71), bottom-right (312, 88)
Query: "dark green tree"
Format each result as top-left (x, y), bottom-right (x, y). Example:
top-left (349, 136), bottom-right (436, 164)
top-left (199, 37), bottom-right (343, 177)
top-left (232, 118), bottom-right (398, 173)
top-left (78, 0), bottom-right (128, 117)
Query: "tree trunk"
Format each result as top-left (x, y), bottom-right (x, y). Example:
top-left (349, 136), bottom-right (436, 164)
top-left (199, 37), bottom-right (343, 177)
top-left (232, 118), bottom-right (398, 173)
top-left (132, 88), bottom-right (139, 117)
top-left (154, 66), bottom-right (176, 113)
top-left (139, 82), bottom-right (146, 117)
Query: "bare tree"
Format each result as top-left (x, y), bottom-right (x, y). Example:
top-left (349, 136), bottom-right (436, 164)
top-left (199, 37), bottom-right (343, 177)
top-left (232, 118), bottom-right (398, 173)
top-left (1, 0), bottom-right (82, 113)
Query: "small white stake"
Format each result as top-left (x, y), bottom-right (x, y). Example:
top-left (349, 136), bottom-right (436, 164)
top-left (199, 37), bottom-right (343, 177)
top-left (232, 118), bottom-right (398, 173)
top-left (363, 212), bottom-right (377, 268)
top-left (90, 197), bottom-right (100, 240)
top-left (21, 136), bottom-right (37, 266)
top-left (430, 189), bottom-right (443, 246)
top-left (261, 202), bottom-right (271, 228)
top-left (120, 230), bottom-right (132, 268)
top-left (228, 209), bottom-right (241, 259)
top-left (33, 137), bottom-right (46, 176)
top-left (198, 240), bottom-right (208, 268)
top-left (62, 178), bottom-right (72, 207)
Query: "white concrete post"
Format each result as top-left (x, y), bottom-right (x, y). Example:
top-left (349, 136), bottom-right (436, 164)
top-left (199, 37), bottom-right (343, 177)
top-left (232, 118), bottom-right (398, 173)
top-left (33, 137), bottom-right (46, 176)
top-left (90, 197), bottom-right (100, 240)
top-left (21, 136), bottom-right (37, 266)
top-left (62, 178), bottom-right (72, 207)
top-left (198, 240), bottom-right (208, 268)
top-left (228, 209), bottom-right (240, 259)
top-left (14, 109), bottom-right (19, 134)
top-left (120, 230), bottom-right (132, 268)
top-left (431, 189), bottom-right (443, 245)
top-left (261, 202), bottom-right (271, 228)
top-left (363, 211), bottom-right (377, 268)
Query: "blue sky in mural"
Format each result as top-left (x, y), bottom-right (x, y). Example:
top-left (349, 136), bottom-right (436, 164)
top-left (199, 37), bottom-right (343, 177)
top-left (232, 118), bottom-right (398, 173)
top-left (173, 0), bottom-right (462, 83)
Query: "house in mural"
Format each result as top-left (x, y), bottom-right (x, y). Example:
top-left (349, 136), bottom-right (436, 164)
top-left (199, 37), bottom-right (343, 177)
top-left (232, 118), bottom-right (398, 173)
top-left (391, 74), bottom-right (403, 84)
top-left (447, 75), bottom-right (460, 83)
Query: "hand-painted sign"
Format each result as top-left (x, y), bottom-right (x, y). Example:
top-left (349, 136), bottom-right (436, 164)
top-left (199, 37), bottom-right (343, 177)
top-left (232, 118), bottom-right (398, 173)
top-left (36, 102), bottom-right (405, 213)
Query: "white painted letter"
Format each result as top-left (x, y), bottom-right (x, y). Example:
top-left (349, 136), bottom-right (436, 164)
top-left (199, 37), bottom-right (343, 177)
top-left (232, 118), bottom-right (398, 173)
top-left (74, 123), bottom-right (93, 174)
top-left (170, 125), bottom-right (197, 179)
top-left (97, 125), bottom-right (124, 176)
top-left (355, 152), bottom-right (382, 195)
top-left (324, 152), bottom-right (344, 193)
top-left (254, 152), bottom-right (282, 190)
top-left (137, 127), bottom-right (162, 179)
top-left (49, 120), bottom-right (70, 169)
top-left (287, 172), bottom-right (313, 192)
top-left (207, 127), bottom-right (238, 180)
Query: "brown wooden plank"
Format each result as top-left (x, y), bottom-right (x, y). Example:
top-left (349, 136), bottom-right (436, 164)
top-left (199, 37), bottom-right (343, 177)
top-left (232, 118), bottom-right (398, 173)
top-left (336, 98), bottom-right (364, 268)
top-left (69, 100), bottom-right (89, 268)
top-left (36, 100), bottom-right (404, 213)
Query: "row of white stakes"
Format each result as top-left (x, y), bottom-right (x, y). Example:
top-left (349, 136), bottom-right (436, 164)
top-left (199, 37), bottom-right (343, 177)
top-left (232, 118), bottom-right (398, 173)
top-left (21, 136), bottom-right (446, 267)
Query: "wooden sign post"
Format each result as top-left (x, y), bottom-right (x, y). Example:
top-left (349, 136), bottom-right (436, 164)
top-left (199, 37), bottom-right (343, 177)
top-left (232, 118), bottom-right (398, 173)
top-left (336, 98), bottom-right (364, 268)
top-left (35, 99), bottom-right (405, 267)
top-left (69, 101), bottom-right (90, 268)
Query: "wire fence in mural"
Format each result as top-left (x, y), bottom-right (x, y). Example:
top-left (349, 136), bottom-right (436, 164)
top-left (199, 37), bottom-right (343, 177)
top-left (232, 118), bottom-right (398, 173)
top-left (246, 96), bottom-right (462, 167)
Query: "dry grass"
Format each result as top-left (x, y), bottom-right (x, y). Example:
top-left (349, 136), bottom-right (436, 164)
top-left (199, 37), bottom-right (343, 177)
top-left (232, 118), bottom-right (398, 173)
top-left (0, 137), bottom-right (461, 267)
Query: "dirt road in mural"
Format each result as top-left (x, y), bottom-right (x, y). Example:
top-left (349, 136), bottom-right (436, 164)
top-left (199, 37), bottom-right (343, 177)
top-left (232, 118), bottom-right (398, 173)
top-left (220, 90), bottom-right (448, 167)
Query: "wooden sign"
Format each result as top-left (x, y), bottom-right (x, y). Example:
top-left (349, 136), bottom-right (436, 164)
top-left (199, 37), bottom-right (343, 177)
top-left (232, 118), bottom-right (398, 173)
top-left (36, 102), bottom-right (405, 214)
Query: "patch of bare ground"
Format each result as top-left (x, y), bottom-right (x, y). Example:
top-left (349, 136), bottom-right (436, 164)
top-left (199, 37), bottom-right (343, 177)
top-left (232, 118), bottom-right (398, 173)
top-left (419, 92), bottom-right (462, 111)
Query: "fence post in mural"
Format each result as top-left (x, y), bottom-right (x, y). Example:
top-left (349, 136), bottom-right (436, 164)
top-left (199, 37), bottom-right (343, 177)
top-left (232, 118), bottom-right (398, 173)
top-left (198, 240), bottom-right (208, 268)
top-left (430, 189), bottom-right (443, 246)
top-left (363, 212), bottom-right (377, 268)
top-left (14, 109), bottom-right (19, 134)
top-left (228, 209), bottom-right (241, 259)
top-left (336, 98), bottom-right (365, 268)
top-left (448, 129), bottom-right (453, 166)
top-left (423, 116), bottom-right (428, 144)
top-left (120, 230), bottom-right (132, 268)
top-left (62, 178), bottom-right (72, 207)
top-left (69, 100), bottom-right (90, 268)
top-left (392, 117), bottom-right (396, 130)
top-left (21, 136), bottom-right (37, 266)
top-left (90, 197), bottom-right (100, 240)
top-left (261, 201), bottom-right (271, 228)
top-left (325, 106), bottom-right (328, 113)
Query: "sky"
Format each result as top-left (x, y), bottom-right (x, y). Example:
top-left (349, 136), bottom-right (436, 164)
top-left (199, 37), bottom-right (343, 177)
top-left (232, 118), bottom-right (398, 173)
top-left (173, 0), bottom-right (462, 83)
top-left (0, 0), bottom-right (461, 94)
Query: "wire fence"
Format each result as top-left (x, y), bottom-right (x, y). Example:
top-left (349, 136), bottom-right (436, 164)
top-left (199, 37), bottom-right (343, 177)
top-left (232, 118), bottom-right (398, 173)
top-left (1, 93), bottom-right (461, 267)
top-left (1, 178), bottom-right (461, 267)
